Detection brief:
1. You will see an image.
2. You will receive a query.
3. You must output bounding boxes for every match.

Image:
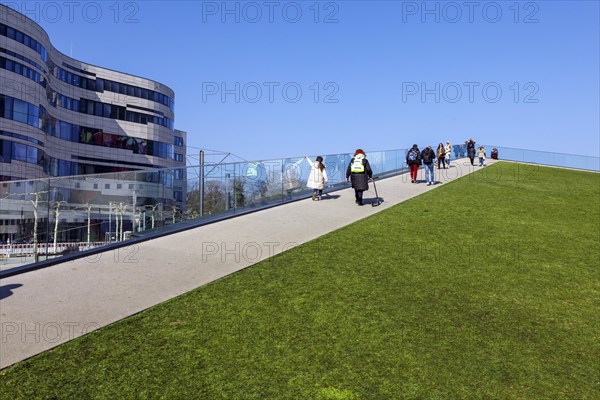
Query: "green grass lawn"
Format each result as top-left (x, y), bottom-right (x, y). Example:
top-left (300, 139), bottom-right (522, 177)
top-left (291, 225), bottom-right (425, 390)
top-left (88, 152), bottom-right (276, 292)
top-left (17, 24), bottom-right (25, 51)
top-left (1, 162), bottom-right (599, 399)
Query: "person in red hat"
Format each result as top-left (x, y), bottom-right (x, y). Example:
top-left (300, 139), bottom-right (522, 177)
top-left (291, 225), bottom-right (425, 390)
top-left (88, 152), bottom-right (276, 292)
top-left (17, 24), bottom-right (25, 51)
top-left (346, 149), bottom-right (373, 206)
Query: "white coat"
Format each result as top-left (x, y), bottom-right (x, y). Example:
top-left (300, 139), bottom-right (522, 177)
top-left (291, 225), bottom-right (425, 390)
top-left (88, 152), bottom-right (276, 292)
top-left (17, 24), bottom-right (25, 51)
top-left (445, 143), bottom-right (452, 159)
top-left (306, 157), bottom-right (328, 190)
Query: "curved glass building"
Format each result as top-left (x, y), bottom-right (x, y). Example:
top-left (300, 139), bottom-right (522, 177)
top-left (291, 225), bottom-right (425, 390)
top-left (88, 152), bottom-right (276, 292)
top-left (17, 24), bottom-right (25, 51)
top-left (0, 4), bottom-right (186, 182)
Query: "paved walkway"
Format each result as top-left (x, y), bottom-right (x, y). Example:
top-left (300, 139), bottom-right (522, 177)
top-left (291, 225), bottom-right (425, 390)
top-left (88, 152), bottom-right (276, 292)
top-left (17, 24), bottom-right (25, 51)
top-left (0, 158), bottom-right (494, 369)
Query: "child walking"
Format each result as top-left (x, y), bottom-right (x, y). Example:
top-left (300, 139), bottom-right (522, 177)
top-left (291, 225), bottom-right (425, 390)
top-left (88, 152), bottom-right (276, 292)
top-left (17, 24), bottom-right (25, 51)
top-left (306, 156), bottom-right (328, 200)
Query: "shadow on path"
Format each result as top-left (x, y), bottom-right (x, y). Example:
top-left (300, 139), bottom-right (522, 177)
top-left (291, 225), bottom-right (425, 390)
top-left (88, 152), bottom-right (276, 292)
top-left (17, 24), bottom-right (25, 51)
top-left (320, 194), bottom-right (341, 200)
top-left (0, 284), bottom-right (23, 300)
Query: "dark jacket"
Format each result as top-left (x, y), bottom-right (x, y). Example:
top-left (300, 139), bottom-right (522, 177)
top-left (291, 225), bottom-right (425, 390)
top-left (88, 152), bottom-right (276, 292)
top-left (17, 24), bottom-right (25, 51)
top-left (421, 147), bottom-right (435, 164)
top-left (466, 140), bottom-right (476, 157)
top-left (346, 155), bottom-right (373, 191)
top-left (406, 146), bottom-right (421, 166)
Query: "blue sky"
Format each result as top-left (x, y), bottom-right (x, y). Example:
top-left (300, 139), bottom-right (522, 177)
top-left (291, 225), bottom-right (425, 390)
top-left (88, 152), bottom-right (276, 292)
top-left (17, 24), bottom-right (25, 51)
top-left (5, 1), bottom-right (599, 159)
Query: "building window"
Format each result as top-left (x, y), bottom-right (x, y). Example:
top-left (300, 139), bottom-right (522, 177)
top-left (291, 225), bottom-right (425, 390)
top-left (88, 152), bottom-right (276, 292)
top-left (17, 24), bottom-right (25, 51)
top-left (174, 190), bottom-right (182, 202)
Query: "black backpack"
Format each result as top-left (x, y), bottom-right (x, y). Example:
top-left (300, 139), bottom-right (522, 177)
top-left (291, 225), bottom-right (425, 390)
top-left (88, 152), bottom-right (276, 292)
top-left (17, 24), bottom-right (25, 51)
top-left (407, 149), bottom-right (418, 162)
top-left (421, 149), bottom-right (434, 164)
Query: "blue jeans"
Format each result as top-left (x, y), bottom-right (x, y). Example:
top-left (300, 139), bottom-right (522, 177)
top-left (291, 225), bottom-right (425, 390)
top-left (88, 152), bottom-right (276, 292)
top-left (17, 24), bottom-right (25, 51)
top-left (424, 163), bottom-right (435, 183)
top-left (479, 157), bottom-right (484, 166)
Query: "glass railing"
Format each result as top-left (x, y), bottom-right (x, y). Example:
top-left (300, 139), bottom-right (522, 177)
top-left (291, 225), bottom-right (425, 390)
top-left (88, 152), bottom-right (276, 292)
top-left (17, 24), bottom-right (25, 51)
top-left (1, 146), bottom-right (598, 273)
top-left (480, 145), bottom-right (600, 172)
top-left (0, 149), bottom-right (410, 272)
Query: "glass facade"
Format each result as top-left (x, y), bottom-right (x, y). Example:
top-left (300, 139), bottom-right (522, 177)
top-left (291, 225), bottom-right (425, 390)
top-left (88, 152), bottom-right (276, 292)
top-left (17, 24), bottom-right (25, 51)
top-left (0, 23), bottom-right (48, 62)
top-left (0, 4), bottom-right (181, 183)
top-left (0, 137), bottom-right (152, 176)
top-left (0, 46), bottom-right (46, 72)
top-left (0, 56), bottom-right (44, 85)
top-left (1, 95), bottom-right (174, 159)
top-left (50, 64), bottom-right (175, 112)
top-left (1, 22), bottom-right (174, 113)
top-left (51, 91), bottom-right (174, 129)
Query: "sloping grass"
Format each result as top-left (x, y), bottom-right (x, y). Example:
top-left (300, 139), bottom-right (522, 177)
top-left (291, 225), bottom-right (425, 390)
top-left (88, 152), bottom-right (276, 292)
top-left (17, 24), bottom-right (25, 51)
top-left (1, 162), bottom-right (598, 399)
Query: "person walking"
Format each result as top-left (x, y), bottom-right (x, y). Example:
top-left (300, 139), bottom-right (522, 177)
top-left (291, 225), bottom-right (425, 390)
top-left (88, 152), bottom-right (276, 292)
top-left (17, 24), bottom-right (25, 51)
top-left (406, 144), bottom-right (421, 183)
top-left (421, 145), bottom-right (436, 186)
top-left (444, 141), bottom-right (452, 168)
top-left (491, 148), bottom-right (499, 159)
top-left (477, 146), bottom-right (486, 167)
top-left (346, 149), bottom-right (373, 206)
top-left (466, 138), bottom-right (476, 166)
top-left (306, 156), bottom-right (328, 200)
top-left (436, 143), bottom-right (446, 169)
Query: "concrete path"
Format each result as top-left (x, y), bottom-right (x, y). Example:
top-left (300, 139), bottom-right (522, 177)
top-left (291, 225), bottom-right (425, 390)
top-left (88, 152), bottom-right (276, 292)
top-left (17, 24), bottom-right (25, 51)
top-left (0, 158), bottom-right (493, 369)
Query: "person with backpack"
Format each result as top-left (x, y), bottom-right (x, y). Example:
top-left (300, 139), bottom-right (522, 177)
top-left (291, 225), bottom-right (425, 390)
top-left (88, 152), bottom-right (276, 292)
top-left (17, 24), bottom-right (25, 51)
top-left (444, 141), bottom-right (452, 167)
top-left (466, 138), bottom-right (476, 166)
top-left (406, 144), bottom-right (421, 183)
top-left (421, 145), bottom-right (436, 185)
top-left (436, 143), bottom-right (446, 169)
top-left (305, 156), bottom-right (328, 200)
top-left (346, 149), bottom-right (373, 206)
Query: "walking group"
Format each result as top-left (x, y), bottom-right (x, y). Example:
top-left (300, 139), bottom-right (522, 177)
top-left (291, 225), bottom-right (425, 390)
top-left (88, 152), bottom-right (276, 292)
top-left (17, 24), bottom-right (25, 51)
top-left (305, 149), bottom-right (374, 206)
top-left (306, 140), bottom-right (497, 206)
top-left (407, 140), bottom-right (455, 186)
top-left (465, 138), bottom-right (488, 167)
top-left (407, 139), bottom-right (493, 185)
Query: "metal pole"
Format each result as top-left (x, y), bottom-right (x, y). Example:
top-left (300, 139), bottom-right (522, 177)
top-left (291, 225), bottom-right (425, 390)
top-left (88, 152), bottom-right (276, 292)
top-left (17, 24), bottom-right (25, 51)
top-left (87, 204), bottom-right (91, 244)
top-left (225, 173), bottom-right (230, 211)
top-left (233, 169), bottom-right (236, 213)
top-left (132, 190), bottom-right (137, 233)
top-left (45, 180), bottom-right (50, 261)
top-left (199, 150), bottom-right (205, 217)
top-left (108, 202), bottom-right (112, 242)
top-left (19, 207), bottom-right (23, 238)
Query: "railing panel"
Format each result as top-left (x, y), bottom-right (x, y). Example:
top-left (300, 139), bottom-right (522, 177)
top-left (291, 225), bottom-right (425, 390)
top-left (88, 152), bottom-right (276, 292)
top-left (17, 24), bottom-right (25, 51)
top-left (1, 146), bottom-right (598, 272)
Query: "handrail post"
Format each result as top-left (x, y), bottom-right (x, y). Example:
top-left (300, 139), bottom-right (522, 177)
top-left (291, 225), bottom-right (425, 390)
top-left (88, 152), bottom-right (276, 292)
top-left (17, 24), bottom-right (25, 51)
top-left (199, 150), bottom-right (204, 217)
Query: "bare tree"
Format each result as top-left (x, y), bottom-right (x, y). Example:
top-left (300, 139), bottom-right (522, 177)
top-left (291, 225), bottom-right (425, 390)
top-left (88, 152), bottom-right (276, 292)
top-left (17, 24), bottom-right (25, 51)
top-left (146, 203), bottom-right (162, 229)
top-left (52, 201), bottom-right (67, 254)
top-left (29, 192), bottom-right (43, 262)
top-left (85, 203), bottom-right (93, 244)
